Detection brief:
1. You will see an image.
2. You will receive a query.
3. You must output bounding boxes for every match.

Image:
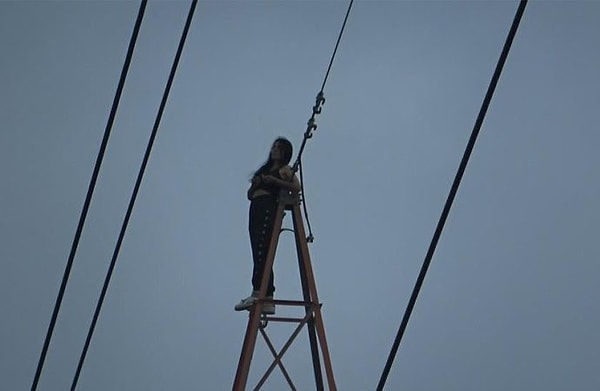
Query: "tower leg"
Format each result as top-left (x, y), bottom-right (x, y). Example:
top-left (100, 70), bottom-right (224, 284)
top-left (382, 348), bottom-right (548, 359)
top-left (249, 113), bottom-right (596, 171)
top-left (233, 202), bottom-right (285, 391)
top-left (292, 207), bottom-right (324, 391)
top-left (291, 203), bottom-right (337, 391)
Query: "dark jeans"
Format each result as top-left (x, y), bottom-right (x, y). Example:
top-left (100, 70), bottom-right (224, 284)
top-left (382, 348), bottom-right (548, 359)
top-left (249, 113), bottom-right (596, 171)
top-left (249, 194), bottom-right (277, 296)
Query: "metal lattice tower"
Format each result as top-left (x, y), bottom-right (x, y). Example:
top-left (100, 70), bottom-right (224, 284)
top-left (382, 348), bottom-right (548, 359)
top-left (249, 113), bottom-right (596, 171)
top-left (233, 191), bottom-right (336, 391)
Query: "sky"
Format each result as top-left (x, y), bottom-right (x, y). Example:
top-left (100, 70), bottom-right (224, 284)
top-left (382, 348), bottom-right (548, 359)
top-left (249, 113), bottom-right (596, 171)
top-left (1, 1), bottom-right (599, 390)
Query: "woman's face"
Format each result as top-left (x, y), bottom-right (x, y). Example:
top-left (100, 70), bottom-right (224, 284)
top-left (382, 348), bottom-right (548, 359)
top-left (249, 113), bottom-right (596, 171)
top-left (270, 141), bottom-right (284, 162)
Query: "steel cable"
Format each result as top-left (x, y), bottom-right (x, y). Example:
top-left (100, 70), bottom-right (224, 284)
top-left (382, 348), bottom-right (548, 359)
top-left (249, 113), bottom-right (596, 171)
top-left (293, 0), bottom-right (354, 170)
top-left (376, 1), bottom-right (528, 389)
top-left (293, 0), bottom-right (354, 242)
top-left (70, 1), bottom-right (197, 389)
top-left (31, 2), bottom-right (147, 389)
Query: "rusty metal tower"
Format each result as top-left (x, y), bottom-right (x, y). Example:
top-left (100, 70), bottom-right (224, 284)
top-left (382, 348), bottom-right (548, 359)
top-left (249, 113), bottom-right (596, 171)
top-left (233, 190), bottom-right (336, 390)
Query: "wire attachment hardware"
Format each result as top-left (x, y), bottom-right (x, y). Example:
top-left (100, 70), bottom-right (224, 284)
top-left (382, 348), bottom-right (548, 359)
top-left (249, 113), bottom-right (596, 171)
top-left (312, 91), bottom-right (326, 115)
top-left (306, 118), bottom-right (317, 137)
top-left (305, 91), bottom-right (325, 139)
top-left (293, 91), bottom-right (326, 173)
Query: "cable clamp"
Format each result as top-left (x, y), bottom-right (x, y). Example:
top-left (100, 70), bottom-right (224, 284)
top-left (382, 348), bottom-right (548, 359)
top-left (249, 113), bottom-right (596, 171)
top-left (312, 91), bottom-right (326, 115)
top-left (306, 118), bottom-right (317, 137)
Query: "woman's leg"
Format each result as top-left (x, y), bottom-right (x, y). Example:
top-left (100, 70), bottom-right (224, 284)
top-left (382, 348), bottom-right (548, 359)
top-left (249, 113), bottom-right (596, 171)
top-left (249, 196), bottom-right (276, 296)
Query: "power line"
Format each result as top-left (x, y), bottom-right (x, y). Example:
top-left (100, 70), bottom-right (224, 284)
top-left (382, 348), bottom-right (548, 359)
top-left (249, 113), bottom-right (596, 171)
top-left (69, 1), bottom-right (198, 389)
top-left (292, 0), bottom-right (354, 242)
top-left (320, 0), bottom-right (354, 94)
top-left (293, 0), bottom-right (354, 171)
top-left (375, 1), bottom-right (528, 389)
top-left (30, 2), bottom-right (148, 389)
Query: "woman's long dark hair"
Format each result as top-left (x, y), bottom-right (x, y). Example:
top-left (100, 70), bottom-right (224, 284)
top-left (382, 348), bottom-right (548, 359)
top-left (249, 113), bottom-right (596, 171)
top-left (252, 137), bottom-right (293, 178)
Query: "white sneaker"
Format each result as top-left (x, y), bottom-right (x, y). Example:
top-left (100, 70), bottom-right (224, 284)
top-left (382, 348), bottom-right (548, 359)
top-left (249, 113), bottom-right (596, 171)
top-left (234, 293), bottom-right (257, 311)
top-left (262, 296), bottom-right (275, 315)
top-left (234, 293), bottom-right (275, 314)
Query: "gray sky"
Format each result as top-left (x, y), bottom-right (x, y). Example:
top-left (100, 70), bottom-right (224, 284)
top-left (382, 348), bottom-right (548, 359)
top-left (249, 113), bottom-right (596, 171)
top-left (1, 1), bottom-right (599, 390)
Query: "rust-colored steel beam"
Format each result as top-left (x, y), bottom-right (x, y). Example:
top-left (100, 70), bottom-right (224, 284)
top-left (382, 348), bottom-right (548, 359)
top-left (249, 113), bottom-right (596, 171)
top-left (233, 202), bottom-right (285, 391)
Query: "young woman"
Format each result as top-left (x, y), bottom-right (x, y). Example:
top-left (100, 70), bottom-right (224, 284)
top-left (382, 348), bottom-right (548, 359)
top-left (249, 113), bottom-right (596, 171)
top-left (235, 137), bottom-right (301, 314)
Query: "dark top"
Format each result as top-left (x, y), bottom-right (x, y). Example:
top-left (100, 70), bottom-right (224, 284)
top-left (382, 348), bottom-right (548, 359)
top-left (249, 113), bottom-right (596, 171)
top-left (252, 168), bottom-right (285, 195)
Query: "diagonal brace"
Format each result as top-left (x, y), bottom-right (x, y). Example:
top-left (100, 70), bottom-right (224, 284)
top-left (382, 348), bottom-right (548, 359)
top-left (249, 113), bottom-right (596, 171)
top-left (259, 328), bottom-right (296, 390)
top-left (253, 312), bottom-right (312, 390)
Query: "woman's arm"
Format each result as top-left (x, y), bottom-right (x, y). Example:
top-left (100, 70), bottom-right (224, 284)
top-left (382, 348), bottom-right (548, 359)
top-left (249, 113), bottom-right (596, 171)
top-left (262, 166), bottom-right (300, 192)
top-left (247, 176), bottom-right (261, 200)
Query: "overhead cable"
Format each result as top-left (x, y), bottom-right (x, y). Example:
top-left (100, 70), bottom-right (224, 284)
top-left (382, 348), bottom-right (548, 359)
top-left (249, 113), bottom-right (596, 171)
top-left (30, 2), bottom-right (148, 389)
top-left (376, 1), bottom-right (528, 389)
top-left (292, 0), bottom-right (354, 170)
top-left (292, 0), bottom-right (354, 242)
top-left (70, 1), bottom-right (198, 389)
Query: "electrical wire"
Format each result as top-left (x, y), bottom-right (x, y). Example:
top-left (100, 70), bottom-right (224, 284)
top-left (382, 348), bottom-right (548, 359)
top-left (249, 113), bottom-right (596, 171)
top-left (293, 0), bottom-right (354, 170)
top-left (69, 2), bottom-right (197, 389)
top-left (320, 0), bottom-right (354, 94)
top-left (375, 1), bottom-right (528, 389)
top-left (292, 0), bottom-right (354, 241)
top-left (30, 2), bottom-right (147, 389)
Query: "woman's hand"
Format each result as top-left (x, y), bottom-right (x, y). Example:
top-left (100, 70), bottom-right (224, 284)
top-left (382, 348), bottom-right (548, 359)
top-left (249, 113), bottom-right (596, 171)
top-left (261, 174), bottom-right (276, 184)
top-left (279, 165), bottom-right (293, 180)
